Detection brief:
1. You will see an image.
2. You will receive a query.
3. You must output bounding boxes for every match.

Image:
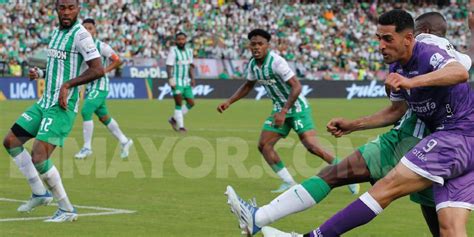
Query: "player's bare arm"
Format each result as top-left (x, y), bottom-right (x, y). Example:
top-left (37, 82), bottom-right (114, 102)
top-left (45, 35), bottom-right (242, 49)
top-left (189, 64), bottom-right (196, 87)
top-left (388, 61), bottom-right (468, 90)
top-left (104, 53), bottom-right (122, 73)
top-left (217, 80), bottom-right (256, 113)
top-left (273, 76), bottom-right (301, 127)
top-left (166, 65), bottom-right (175, 88)
top-left (59, 57), bottom-right (104, 109)
top-left (327, 100), bottom-right (407, 138)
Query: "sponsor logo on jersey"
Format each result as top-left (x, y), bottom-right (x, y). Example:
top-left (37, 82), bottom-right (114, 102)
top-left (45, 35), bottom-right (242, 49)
top-left (255, 85), bottom-right (312, 100)
top-left (85, 42), bottom-right (97, 55)
top-left (257, 79), bottom-right (277, 86)
top-left (21, 113), bottom-right (32, 121)
top-left (411, 148), bottom-right (427, 162)
top-left (429, 53), bottom-right (445, 68)
top-left (47, 49), bottom-right (67, 60)
top-left (410, 101), bottom-right (436, 115)
top-left (345, 80), bottom-right (386, 100)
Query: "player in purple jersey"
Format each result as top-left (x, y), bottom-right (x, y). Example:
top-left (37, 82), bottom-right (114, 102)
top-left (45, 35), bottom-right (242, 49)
top-left (262, 9), bottom-right (472, 237)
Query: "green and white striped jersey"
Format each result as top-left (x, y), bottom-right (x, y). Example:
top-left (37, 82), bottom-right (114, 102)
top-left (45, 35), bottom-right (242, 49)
top-left (37, 21), bottom-right (100, 112)
top-left (247, 51), bottom-right (309, 114)
top-left (393, 109), bottom-right (429, 139)
top-left (166, 46), bottom-right (193, 87)
top-left (84, 39), bottom-right (116, 93)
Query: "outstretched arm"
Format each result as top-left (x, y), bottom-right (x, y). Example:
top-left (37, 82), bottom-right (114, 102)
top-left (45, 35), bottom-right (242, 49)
top-left (217, 80), bottom-right (256, 113)
top-left (385, 61), bottom-right (468, 91)
top-left (327, 100), bottom-right (408, 137)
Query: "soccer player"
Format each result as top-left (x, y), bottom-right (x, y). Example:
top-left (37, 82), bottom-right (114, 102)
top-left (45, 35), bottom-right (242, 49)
top-left (2, 0), bottom-right (104, 222)
top-left (225, 12), bottom-right (472, 237)
top-left (167, 32), bottom-right (195, 133)
top-left (74, 18), bottom-right (133, 159)
top-left (264, 9), bottom-right (472, 237)
top-left (218, 29), bottom-right (359, 194)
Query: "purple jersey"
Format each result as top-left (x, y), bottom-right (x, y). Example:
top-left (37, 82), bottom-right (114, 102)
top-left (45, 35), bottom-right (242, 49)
top-left (390, 42), bottom-right (474, 135)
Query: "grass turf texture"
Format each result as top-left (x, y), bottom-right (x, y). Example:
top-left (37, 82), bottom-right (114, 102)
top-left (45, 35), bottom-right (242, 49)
top-left (0, 99), bottom-right (472, 236)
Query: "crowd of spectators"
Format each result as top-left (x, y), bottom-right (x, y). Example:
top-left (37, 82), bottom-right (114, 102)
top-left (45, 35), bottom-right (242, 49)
top-left (0, 0), bottom-right (470, 79)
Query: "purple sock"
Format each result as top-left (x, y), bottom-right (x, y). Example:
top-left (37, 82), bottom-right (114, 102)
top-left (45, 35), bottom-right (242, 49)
top-left (306, 195), bottom-right (381, 237)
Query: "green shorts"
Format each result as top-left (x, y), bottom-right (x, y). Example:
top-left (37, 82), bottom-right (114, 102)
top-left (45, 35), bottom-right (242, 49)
top-left (172, 86), bottom-right (194, 99)
top-left (15, 103), bottom-right (76, 147)
top-left (82, 90), bottom-right (109, 121)
top-left (262, 110), bottom-right (315, 138)
top-left (358, 129), bottom-right (435, 207)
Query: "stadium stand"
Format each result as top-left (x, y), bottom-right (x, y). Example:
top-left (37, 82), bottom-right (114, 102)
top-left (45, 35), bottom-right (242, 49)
top-left (0, 0), bottom-right (470, 79)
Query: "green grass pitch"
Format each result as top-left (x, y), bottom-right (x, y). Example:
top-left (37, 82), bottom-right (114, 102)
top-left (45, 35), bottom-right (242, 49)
top-left (0, 99), bottom-right (472, 236)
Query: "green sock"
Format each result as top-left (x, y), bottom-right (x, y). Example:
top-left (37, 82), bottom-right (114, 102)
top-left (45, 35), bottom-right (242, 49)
top-left (103, 117), bottom-right (112, 125)
top-left (34, 159), bottom-right (53, 175)
top-left (175, 105), bottom-right (182, 110)
top-left (270, 160), bottom-right (285, 173)
top-left (300, 176), bottom-right (331, 203)
top-left (186, 103), bottom-right (193, 110)
top-left (7, 147), bottom-right (24, 157)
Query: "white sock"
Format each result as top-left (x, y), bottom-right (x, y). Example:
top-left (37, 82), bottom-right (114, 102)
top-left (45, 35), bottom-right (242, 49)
top-left (40, 166), bottom-right (74, 212)
top-left (360, 192), bottom-right (383, 215)
top-left (13, 150), bottom-right (47, 195)
top-left (83, 120), bottom-right (94, 149)
top-left (182, 106), bottom-right (189, 116)
top-left (107, 118), bottom-right (128, 144)
top-left (174, 109), bottom-right (184, 128)
top-left (276, 168), bottom-right (296, 184)
top-left (255, 184), bottom-right (316, 227)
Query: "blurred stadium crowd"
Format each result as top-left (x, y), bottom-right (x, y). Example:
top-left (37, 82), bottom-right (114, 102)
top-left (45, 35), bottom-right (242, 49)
top-left (0, 0), bottom-right (470, 79)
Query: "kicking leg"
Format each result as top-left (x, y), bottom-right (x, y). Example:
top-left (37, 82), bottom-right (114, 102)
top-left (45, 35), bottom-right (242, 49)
top-left (308, 163), bottom-right (431, 237)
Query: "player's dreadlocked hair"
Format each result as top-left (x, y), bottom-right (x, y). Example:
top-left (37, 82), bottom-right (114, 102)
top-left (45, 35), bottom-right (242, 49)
top-left (378, 9), bottom-right (414, 33)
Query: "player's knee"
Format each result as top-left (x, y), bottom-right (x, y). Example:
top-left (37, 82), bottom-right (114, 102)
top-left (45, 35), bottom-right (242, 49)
top-left (439, 220), bottom-right (465, 237)
top-left (187, 101), bottom-right (195, 107)
top-left (3, 133), bottom-right (16, 150)
top-left (317, 165), bottom-right (340, 188)
top-left (258, 141), bottom-right (271, 153)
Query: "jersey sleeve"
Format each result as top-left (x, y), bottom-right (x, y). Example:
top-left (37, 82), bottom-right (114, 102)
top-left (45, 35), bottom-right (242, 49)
top-left (420, 44), bottom-right (457, 71)
top-left (245, 60), bottom-right (256, 81)
top-left (166, 48), bottom-right (176, 66)
top-left (188, 48), bottom-right (194, 64)
top-left (387, 64), bottom-right (406, 101)
top-left (273, 56), bottom-right (295, 81)
top-left (389, 90), bottom-right (406, 102)
top-left (75, 29), bottom-right (100, 61)
top-left (100, 42), bottom-right (116, 59)
top-left (417, 34), bottom-right (471, 71)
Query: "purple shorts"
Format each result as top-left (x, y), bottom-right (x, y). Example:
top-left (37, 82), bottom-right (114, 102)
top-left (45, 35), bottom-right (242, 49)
top-left (401, 131), bottom-right (474, 211)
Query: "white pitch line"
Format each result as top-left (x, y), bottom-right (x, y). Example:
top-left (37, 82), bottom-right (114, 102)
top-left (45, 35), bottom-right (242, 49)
top-left (0, 197), bottom-right (136, 222)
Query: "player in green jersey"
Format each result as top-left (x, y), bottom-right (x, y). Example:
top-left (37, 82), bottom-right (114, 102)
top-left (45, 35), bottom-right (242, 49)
top-left (74, 18), bottom-right (133, 160)
top-left (218, 29), bottom-right (359, 194)
top-left (225, 13), bottom-right (469, 236)
top-left (2, 0), bottom-right (104, 222)
top-left (167, 32), bottom-right (196, 133)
